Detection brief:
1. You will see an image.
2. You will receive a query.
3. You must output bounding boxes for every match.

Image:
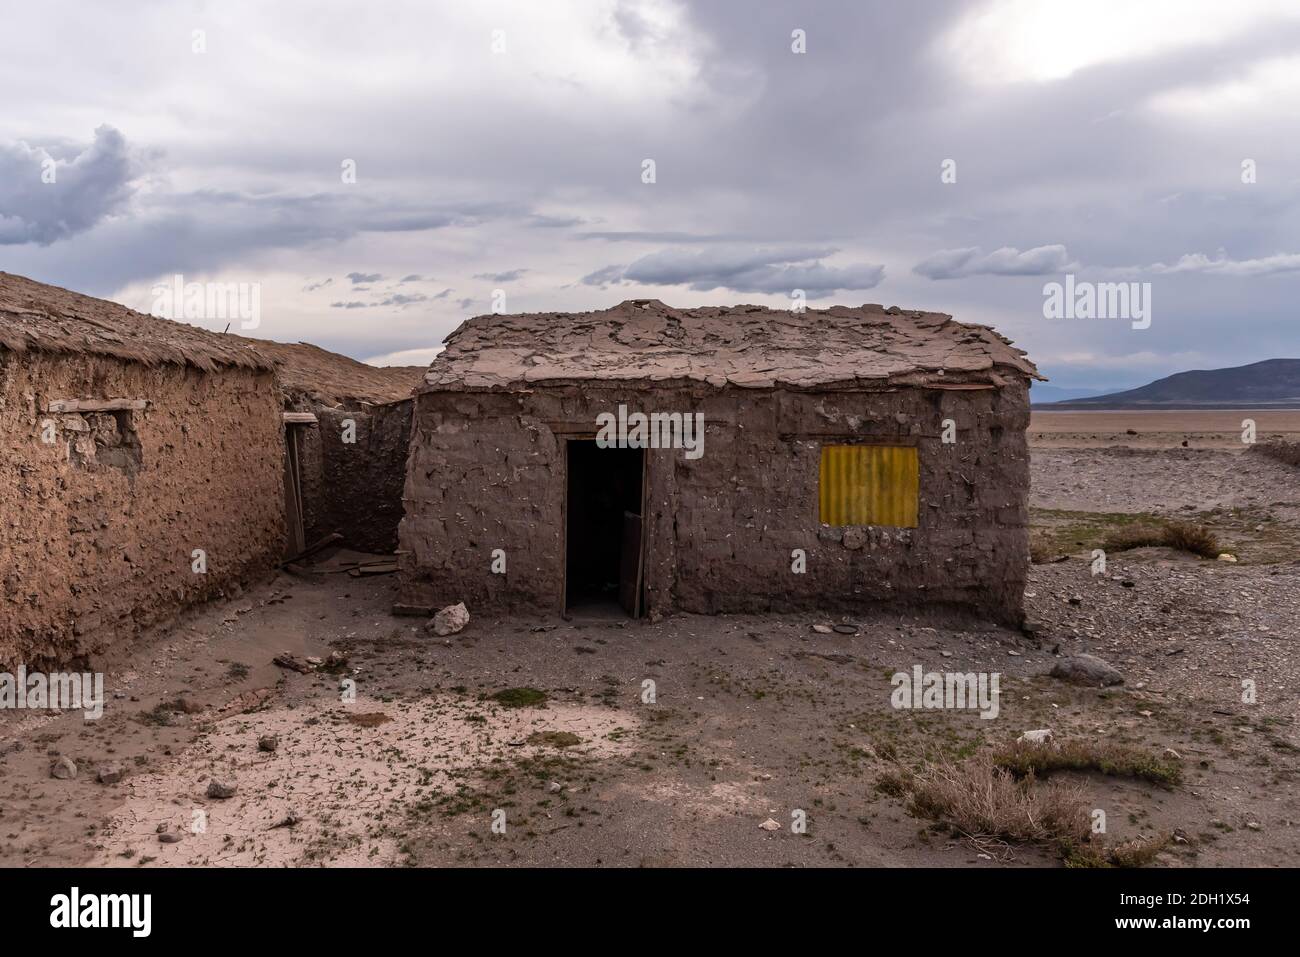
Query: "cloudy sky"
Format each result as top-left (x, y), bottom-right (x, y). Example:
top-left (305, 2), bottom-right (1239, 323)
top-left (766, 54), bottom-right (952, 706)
top-left (3, 0), bottom-right (1300, 392)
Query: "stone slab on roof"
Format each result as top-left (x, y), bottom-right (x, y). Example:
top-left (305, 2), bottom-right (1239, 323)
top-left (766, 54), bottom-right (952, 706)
top-left (0, 272), bottom-right (274, 373)
top-left (420, 299), bottom-right (1040, 392)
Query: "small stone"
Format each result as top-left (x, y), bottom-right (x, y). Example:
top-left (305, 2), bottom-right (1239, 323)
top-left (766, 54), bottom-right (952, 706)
top-left (258, 735), bottom-right (279, 753)
top-left (547, 781), bottom-right (563, 794)
top-left (49, 756), bottom-right (77, 780)
top-left (96, 762), bottom-right (125, 785)
top-left (841, 527), bottom-right (868, 550)
top-left (1018, 729), bottom-right (1054, 745)
top-left (429, 602), bottom-right (470, 637)
top-left (158, 831), bottom-right (183, 844)
top-left (832, 624), bottom-right (859, 635)
top-left (1050, 654), bottom-right (1124, 687)
top-left (759, 818), bottom-right (782, 831)
top-left (1217, 553), bottom-right (1238, 563)
top-left (1246, 821), bottom-right (1261, 831)
top-left (811, 624), bottom-right (833, 634)
top-left (206, 779), bottom-right (237, 799)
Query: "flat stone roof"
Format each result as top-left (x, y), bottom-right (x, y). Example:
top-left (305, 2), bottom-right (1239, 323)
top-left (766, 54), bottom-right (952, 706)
top-left (420, 299), bottom-right (1040, 392)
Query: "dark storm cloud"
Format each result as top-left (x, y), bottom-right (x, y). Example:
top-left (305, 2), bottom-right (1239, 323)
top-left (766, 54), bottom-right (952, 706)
top-left (378, 292), bottom-right (429, 307)
top-left (580, 264), bottom-right (627, 288)
top-left (526, 213), bottom-right (586, 228)
top-left (613, 247), bottom-right (885, 296)
top-left (347, 272), bottom-right (383, 284)
top-left (0, 125), bottom-right (138, 245)
top-left (472, 269), bottom-right (529, 282)
top-left (913, 245), bottom-right (1075, 280)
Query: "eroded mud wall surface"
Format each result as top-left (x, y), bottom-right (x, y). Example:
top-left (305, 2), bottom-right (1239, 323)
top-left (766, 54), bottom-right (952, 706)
top-left (0, 352), bottom-right (285, 667)
top-left (300, 399), bottom-right (412, 553)
top-left (397, 382), bottom-right (1030, 624)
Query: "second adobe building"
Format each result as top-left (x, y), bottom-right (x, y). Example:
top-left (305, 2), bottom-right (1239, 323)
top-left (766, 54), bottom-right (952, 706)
top-left (397, 298), bottom-right (1040, 626)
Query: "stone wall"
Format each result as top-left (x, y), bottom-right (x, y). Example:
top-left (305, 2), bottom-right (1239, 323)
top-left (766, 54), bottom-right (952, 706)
top-left (290, 398), bottom-right (412, 554)
top-left (0, 352), bottom-right (286, 667)
top-left (397, 381), bottom-right (1031, 624)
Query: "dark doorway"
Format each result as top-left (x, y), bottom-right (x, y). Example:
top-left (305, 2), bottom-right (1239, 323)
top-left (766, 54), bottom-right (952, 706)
top-left (282, 423), bottom-right (309, 558)
top-left (565, 440), bottom-right (645, 616)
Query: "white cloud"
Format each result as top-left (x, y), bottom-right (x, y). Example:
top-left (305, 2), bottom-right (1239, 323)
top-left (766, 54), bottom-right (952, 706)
top-left (1146, 252), bottom-right (1300, 277)
top-left (1149, 55), bottom-right (1300, 118)
top-left (364, 346), bottom-right (443, 367)
top-left (941, 0), bottom-right (1300, 85)
top-left (1036, 349), bottom-right (1208, 371)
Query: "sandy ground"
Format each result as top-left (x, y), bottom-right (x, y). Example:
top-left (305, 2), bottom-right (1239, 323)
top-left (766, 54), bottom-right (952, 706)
top-left (2, 431), bottom-right (1298, 868)
top-left (1030, 409), bottom-right (1300, 449)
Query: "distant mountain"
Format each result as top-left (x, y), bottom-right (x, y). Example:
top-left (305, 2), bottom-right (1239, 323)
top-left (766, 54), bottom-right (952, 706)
top-left (1029, 384), bottom-right (1110, 405)
top-left (1041, 358), bottom-right (1300, 409)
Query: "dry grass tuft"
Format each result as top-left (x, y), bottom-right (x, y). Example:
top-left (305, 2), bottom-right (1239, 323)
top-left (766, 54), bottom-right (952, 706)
top-left (882, 742), bottom-right (1181, 866)
top-left (1029, 531), bottom-right (1061, 565)
top-left (901, 756), bottom-right (1091, 849)
top-left (1064, 833), bottom-right (1172, 869)
top-left (1249, 439), bottom-right (1300, 469)
top-left (991, 739), bottom-right (1182, 788)
top-left (1101, 520), bottom-right (1218, 558)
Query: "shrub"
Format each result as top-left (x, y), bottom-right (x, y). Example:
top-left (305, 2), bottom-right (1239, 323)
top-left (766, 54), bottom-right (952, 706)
top-left (1101, 520), bottom-right (1217, 559)
top-left (991, 739), bottom-right (1182, 787)
top-left (901, 756), bottom-right (1090, 847)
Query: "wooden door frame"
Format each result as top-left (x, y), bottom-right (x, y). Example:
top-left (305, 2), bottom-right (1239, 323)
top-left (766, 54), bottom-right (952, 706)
top-left (283, 423), bottom-right (307, 558)
top-left (560, 436), bottom-right (650, 618)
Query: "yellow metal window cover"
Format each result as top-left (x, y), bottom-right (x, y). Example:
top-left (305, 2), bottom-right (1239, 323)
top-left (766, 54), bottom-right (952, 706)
top-left (819, 445), bottom-right (919, 528)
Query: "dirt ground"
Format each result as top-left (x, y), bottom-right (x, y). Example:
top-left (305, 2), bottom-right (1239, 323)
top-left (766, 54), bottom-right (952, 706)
top-left (2, 418), bottom-right (1298, 868)
top-left (1030, 409), bottom-right (1300, 449)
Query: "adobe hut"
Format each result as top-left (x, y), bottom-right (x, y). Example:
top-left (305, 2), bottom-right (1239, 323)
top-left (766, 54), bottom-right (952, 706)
top-left (397, 299), bottom-right (1040, 624)
top-left (246, 340), bottom-right (422, 556)
top-left (0, 273), bottom-right (285, 668)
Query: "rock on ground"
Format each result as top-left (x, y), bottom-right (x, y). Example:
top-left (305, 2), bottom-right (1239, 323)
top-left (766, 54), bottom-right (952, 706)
top-left (429, 602), bottom-right (470, 637)
top-left (206, 779), bottom-right (237, 799)
top-left (1050, 653), bottom-right (1124, 687)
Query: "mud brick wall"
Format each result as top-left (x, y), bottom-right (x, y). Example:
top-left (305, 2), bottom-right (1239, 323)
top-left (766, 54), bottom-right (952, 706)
top-left (398, 381), bottom-right (1031, 624)
top-left (293, 399), bottom-right (412, 553)
top-left (0, 352), bottom-right (286, 668)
